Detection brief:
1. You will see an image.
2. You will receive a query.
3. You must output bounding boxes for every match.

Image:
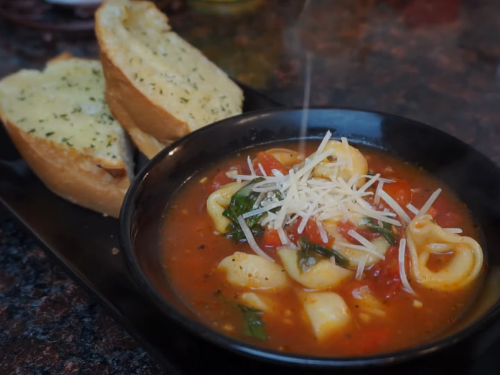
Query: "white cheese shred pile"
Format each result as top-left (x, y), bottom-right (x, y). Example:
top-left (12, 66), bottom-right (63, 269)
top-left (225, 131), bottom-right (450, 309)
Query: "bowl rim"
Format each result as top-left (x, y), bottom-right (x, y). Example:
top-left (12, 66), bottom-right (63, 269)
top-left (119, 106), bottom-right (500, 368)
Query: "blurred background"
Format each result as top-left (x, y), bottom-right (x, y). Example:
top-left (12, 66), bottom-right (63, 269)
top-left (2, 0), bottom-right (499, 167)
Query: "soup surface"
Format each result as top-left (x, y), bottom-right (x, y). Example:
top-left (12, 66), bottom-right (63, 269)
top-left (161, 136), bottom-right (484, 356)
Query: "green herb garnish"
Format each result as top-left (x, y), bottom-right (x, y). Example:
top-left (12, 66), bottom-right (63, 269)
top-left (225, 222), bottom-right (264, 242)
top-left (222, 178), bottom-right (266, 241)
top-left (238, 304), bottom-right (267, 340)
top-left (222, 179), bottom-right (284, 241)
top-left (365, 219), bottom-right (397, 245)
top-left (223, 178), bottom-right (264, 222)
top-left (297, 237), bottom-right (349, 273)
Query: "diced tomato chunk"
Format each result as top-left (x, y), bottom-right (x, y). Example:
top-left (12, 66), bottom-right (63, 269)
top-left (285, 219), bottom-right (334, 247)
top-left (263, 227), bottom-right (282, 247)
top-left (337, 221), bottom-right (380, 244)
top-left (254, 152), bottom-right (288, 176)
top-left (368, 245), bottom-right (404, 299)
top-left (285, 220), bottom-right (300, 243)
top-left (211, 166), bottom-right (241, 192)
top-left (383, 178), bottom-right (412, 207)
top-left (305, 220), bottom-right (335, 247)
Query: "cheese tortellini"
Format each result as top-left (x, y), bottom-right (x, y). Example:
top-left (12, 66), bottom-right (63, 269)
top-left (301, 292), bottom-right (352, 340)
top-left (218, 252), bottom-right (288, 290)
top-left (239, 292), bottom-right (274, 313)
top-left (206, 182), bottom-right (244, 233)
top-left (278, 248), bottom-right (353, 289)
top-left (351, 285), bottom-right (386, 318)
top-left (407, 215), bottom-right (483, 291)
top-left (263, 148), bottom-right (305, 168)
top-left (313, 140), bottom-right (368, 186)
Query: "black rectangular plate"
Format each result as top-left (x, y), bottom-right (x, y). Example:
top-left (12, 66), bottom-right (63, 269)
top-left (1, 84), bottom-right (500, 375)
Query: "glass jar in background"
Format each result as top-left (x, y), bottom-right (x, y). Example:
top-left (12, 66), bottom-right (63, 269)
top-left (187, 0), bottom-right (263, 16)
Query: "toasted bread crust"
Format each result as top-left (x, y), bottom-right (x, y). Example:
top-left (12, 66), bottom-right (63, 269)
top-left (96, 6), bottom-right (190, 159)
top-left (0, 52), bottom-right (132, 217)
top-left (98, 50), bottom-right (187, 158)
top-left (3, 120), bottom-right (128, 217)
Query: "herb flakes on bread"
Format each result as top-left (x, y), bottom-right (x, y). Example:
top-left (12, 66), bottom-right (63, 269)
top-left (0, 53), bottom-right (134, 218)
top-left (95, 0), bottom-right (244, 158)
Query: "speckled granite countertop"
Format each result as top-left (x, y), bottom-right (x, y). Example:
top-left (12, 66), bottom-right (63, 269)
top-left (1, 0), bottom-right (500, 373)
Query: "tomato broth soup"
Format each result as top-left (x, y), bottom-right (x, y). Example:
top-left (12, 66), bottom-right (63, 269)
top-left (161, 135), bottom-right (484, 356)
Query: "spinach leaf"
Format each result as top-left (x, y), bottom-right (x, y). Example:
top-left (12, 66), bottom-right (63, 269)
top-left (297, 237), bottom-right (350, 273)
top-left (222, 178), bottom-right (268, 242)
top-left (364, 219), bottom-right (397, 245)
top-left (238, 304), bottom-right (267, 340)
top-left (225, 222), bottom-right (264, 242)
top-left (223, 178), bottom-right (264, 222)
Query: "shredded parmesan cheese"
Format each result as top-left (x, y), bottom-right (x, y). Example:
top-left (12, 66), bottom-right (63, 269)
top-left (406, 203), bottom-right (419, 215)
top-left (335, 242), bottom-right (385, 259)
top-left (257, 163), bottom-right (267, 176)
top-left (316, 220), bottom-right (328, 244)
top-left (247, 156), bottom-right (256, 176)
top-left (398, 238), bottom-right (414, 294)
top-left (355, 255), bottom-right (369, 280)
top-left (272, 169), bottom-right (284, 177)
top-left (316, 130), bottom-right (332, 154)
top-left (416, 189), bottom-right (442, 218)
top-left (443, 228), bottom-right (463, 234)
top-left (374, 181), bottom-right (384, 205)
top-left (237, 216), bottom-right (274, 261)
top-left (347, 230), bottom-right (375, 250)
top-left (378, 189), bottom-right (411, 224)
top-left (341, 137), bottom-right (353, 169)
top-left (242, 201), bottom-right (282, 219)
top-left (222, 132), bottom-right (433, 294)
top-left (277, 226), bottom-right (289, 245)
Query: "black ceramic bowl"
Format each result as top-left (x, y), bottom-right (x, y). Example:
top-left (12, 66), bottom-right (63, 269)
top-left (119, 108), bottom-right (500, 368)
